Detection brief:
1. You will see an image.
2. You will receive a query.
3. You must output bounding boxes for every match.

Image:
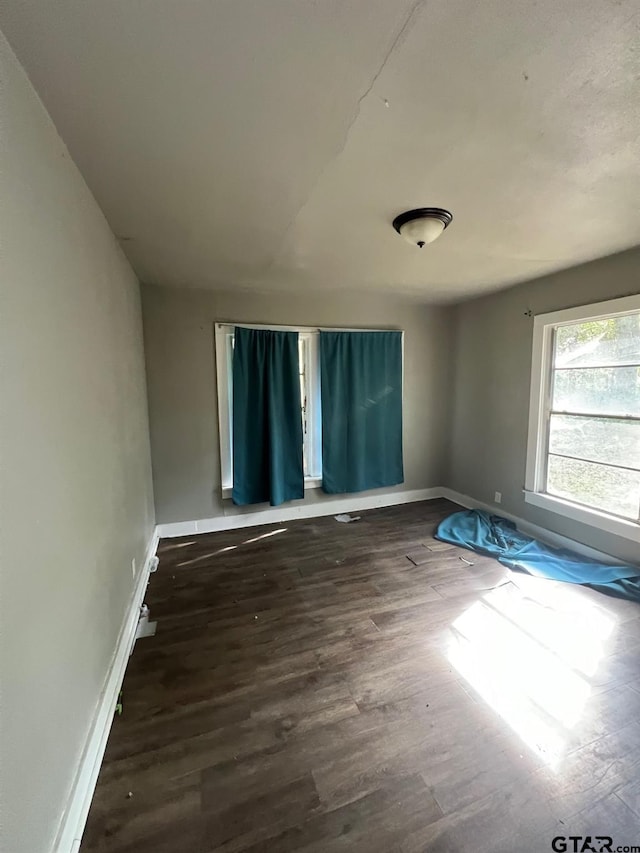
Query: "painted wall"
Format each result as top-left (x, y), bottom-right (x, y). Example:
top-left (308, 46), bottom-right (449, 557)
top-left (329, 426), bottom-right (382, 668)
top-left (141, 283), bottom-right (453, 525)
top-left (0, 33), bottom-right (155, 853)
top-left (449, 247), bottom-right (640, 564)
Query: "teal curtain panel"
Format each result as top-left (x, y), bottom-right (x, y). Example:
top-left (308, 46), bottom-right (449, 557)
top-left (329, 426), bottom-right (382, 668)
top-left (320, 330), bottom-right (404, 494)
top-left (232, 327), bottom-right (304, 506)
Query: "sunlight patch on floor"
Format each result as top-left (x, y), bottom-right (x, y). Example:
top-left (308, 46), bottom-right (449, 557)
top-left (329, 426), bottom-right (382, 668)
top-left (177, 545), bottom-right (237, 566)
top-left (176, 528), bottom-right (288, 566)
top-left (159, 540), bottom-right (196, 551)
top-left (446, 576), bottom-right (617, 769)
top-left (243, 528), bottom-right (287, 544)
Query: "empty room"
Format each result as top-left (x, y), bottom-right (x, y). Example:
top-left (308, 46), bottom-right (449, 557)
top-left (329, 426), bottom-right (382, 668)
top-left (2, 2), bottom-right (640, 852)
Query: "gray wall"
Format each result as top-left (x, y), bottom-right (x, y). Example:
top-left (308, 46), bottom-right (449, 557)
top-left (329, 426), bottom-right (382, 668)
top-left (449, 247), bottom-right (640, 564)
top-left (0, 33), bottom-right (155, 853)
top-left (141, 283), bottom-right (453, 524)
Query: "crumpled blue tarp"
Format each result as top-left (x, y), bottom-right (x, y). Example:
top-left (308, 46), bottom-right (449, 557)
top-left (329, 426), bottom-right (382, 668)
top-left (435, 509), bottom-right (640, 602)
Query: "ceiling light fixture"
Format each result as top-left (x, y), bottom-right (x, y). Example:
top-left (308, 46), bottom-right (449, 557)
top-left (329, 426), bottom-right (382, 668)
top-left (392, 207), bottom-right (453, 248)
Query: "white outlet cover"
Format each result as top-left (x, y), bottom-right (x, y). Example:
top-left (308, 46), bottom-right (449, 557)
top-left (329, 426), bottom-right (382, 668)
top-left (494, 492), bottom-right (502, 503)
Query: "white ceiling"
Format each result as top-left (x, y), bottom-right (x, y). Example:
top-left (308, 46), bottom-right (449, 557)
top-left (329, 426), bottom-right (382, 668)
top-left (2, 1), bottom-right (640, 301)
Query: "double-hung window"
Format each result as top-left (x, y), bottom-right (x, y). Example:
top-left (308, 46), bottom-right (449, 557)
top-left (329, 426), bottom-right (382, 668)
top-left (215, 324), bottom-right (322, 498)
top-left (525, 295), bottom-right (640, 542)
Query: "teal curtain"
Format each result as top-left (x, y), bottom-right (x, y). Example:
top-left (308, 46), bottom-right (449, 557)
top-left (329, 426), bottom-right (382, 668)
top-left (232, 327), bottom-right (304, 506)
top-left (320, 331), bottom-right (403, 494)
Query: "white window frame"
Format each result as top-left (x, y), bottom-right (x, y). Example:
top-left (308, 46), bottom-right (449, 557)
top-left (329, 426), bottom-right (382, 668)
top-left (524, 293), bottom-right (640, 543)
top-left (214, 322), bottom-right (322, 500)
top-left (298, 332), bottom-right (323, 480)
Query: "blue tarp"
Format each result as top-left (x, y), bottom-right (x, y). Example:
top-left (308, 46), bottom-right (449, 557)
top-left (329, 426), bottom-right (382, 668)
top-left (435, 510), bottom-right (640, 603)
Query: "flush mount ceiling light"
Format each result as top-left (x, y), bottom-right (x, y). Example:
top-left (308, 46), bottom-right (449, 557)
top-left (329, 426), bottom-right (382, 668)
top-left (392, 207), bottom-right (453, 248)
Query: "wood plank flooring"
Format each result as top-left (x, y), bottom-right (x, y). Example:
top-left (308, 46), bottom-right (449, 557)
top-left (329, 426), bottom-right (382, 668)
top-left (81, 499), bottom-right (640, 852)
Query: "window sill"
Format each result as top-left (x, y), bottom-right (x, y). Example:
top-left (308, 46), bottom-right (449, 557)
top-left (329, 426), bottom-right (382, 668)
top-left (524, 490), bottom-right (640, 544)
top-left (221, 477), bottom-right (322, 501)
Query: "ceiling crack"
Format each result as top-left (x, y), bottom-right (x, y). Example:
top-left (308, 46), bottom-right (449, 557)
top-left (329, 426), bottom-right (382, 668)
top-left (265, 0), bottom-right (426, 274)
top-left (353, 0), bottom-right (425, 116)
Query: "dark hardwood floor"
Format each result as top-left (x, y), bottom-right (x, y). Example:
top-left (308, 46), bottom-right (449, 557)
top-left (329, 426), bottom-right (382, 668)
top-left (81, 499), bottom-right (640, 852)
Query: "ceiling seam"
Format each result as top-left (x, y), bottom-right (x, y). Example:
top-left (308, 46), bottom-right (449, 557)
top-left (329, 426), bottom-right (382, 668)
top-left (264, 0), bottom-right (426, 275)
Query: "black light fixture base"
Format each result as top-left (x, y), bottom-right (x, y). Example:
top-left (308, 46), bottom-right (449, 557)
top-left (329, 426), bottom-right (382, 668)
top-left (392, 207), bottom-right (453, 234)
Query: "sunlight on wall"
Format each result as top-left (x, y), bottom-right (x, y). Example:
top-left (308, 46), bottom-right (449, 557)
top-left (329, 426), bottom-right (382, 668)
top-left (446, 575), bottom-right (617, 769)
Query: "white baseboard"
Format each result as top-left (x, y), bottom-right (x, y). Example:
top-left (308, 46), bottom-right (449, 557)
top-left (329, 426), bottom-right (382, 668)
top-left (439, 488), bottom-right (621, 565)
top-left (157, 486), bottom-right (625, 565)
top-left (54, 527), bottom-right (160, 853)
top-left (158, 485), bottom-right (625, 564)
top-left (156, 487), bottom-right (444, 538)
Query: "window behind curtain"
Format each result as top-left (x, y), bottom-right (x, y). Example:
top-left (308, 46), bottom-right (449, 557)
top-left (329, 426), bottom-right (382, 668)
top-left (214, 324), bottom-right (321, 494)
top-left (319, 330), bottom-right (404, 495)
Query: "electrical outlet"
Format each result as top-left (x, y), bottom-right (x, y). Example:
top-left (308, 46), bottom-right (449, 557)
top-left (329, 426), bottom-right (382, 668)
top-left (494, 491), bottom-right (502, 504)
top-left (131, 557), bottom-right (136, 578)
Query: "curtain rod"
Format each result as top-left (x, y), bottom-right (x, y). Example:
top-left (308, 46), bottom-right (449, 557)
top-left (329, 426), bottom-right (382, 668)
top-left (215, 322), bottom-right (403, 334)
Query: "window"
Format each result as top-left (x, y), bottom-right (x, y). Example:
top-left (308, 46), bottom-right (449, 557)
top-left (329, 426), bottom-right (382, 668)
top-left (525, 295), bottom-right (640, 542)
top-left (215, 324), bottom-right (322, 497)
top-left (297, 333), bottom-right (322, 478)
